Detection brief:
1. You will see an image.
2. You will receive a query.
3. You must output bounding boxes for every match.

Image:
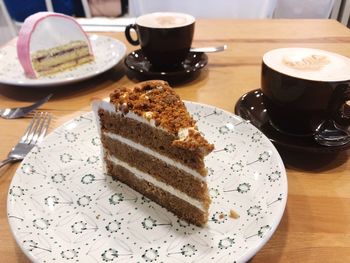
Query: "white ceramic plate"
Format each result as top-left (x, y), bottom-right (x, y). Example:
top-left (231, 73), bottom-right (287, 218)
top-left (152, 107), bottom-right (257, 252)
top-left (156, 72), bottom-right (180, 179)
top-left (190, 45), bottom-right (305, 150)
top-left (0, 35), bottom-right (126, 87)
top-left (7, 102), bottom-right (287, 263)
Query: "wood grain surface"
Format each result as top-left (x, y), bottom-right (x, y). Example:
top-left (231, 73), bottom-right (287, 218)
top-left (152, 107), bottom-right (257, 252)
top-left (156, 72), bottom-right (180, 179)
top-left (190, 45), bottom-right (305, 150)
top-left (0, 19), bottom-right (349, 263)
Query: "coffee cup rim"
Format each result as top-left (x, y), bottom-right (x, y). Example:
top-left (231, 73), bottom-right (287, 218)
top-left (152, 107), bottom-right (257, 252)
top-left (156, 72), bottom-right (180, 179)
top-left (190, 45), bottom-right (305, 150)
top-left (262, 47), bottom-right (350, 82)
top-left (135, 12), bottom-right (195, 29)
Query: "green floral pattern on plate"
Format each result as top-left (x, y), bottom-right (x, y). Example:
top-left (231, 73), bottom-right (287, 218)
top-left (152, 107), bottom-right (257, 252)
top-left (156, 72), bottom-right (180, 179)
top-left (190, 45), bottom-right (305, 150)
top-left (7, 102), bottom-right (287, 263)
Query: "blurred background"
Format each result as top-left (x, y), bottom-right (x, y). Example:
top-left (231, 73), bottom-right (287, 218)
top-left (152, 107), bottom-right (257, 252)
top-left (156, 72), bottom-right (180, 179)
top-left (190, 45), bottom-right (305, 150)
top-left (1, 0), bottom-right (350, 45)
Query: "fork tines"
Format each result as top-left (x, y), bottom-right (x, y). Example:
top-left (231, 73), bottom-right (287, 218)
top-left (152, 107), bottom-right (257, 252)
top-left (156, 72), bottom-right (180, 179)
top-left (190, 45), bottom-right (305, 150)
top-left (21, 112), bottom-right (51, 145)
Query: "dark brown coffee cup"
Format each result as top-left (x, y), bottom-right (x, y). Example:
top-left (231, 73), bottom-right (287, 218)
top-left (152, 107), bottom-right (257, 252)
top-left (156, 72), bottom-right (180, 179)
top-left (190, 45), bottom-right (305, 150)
top-left (261, 47), bottom-right (350, 146)
top-left (125, 12), bottom-right (195, 69)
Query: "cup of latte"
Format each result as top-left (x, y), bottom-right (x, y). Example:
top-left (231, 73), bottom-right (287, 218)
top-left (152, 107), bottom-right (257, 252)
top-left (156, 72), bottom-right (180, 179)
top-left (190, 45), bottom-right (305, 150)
top-left (125, 12), bottom-right (195, 69)
top-left (261, 47), bottom-right (350, 146)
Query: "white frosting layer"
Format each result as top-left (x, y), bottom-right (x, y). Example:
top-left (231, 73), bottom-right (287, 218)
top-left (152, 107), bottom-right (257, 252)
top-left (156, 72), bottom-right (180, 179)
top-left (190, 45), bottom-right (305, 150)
top-left (104, 131), bottom-right (205, 181)
top-left (107, 155), bottom-right (205, 211)
top-left (30, 16), bottom-right (89, 53)
top-left (92, 100), bottom-right (156, 127)
top-left (92, 100), bottom-right (194, 138)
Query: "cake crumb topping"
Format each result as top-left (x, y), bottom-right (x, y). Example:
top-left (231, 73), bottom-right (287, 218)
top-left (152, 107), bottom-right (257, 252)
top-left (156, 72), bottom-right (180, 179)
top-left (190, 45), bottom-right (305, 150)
top-left (173, 127), bottom-right (214, 155)
top-left (110, 80), bottom-right (194, 133)
top-left (109, 80), bottom-right (214, 154)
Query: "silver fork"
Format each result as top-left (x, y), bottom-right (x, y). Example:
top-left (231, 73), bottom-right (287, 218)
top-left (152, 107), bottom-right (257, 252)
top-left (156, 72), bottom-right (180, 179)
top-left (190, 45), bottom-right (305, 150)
top-left (0, 94), bottom-right (52, 119)
top-left (0, 112), bottom-right (51, 168)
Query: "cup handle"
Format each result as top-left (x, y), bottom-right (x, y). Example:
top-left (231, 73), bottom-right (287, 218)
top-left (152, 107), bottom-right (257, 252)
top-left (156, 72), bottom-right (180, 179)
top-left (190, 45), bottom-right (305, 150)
top-left (125, 24), bottom-right (139, 46)
top-left (314, 84), bottom-right (350, 146)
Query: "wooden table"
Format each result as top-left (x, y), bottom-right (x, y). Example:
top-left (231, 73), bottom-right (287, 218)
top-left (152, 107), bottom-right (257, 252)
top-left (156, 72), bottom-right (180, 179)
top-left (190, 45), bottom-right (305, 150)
top-left (0, 19), bottom-right (349, 263)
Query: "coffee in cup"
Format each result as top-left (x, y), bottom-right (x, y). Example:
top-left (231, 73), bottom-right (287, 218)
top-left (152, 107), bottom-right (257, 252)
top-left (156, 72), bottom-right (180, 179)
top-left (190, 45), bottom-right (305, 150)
top-left (261, 47), bottom-right (350, 146)
top-left (125, 12), bottom-right (195, 69)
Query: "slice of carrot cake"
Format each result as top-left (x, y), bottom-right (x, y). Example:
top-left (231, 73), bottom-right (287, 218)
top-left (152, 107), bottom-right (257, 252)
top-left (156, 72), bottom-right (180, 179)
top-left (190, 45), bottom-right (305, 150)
top-left (92, 80), bottom-right (214, 226)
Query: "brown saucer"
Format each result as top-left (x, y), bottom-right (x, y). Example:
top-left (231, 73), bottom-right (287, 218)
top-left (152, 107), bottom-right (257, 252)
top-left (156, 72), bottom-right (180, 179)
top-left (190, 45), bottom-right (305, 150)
top-left (234, 89), bottom-right (350, 153)
top-left (124, 49), bottom-right (208, 84)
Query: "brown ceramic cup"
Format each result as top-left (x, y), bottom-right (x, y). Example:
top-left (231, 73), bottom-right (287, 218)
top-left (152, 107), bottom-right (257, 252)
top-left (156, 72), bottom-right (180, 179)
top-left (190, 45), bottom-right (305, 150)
top-left (125, 12), bottom-right (195, 69)
top-left (261, 47), bottom-right (350, 146)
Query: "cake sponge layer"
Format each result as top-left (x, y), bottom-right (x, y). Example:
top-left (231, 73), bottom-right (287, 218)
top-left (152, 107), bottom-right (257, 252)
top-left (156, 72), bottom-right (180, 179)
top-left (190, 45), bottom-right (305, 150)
top-left (102, 133), bottom-right (210, 201)
top-left (106, 159), bottom-right (209, 226)
top-left (98, 109), bottom-right (208, 175)
top-left (31, 40), bottom-right (92, 73)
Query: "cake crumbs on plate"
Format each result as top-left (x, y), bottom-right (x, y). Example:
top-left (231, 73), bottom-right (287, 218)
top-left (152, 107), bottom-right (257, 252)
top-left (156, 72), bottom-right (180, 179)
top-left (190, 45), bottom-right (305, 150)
top-left (229, 209), bottom-right (240, 219)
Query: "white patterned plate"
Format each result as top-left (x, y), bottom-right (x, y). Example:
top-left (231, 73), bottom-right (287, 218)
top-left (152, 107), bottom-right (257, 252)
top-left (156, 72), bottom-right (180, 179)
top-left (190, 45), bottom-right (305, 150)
top-left (0, 35), bottom-right (126, 87)
top-left (7, 102), bottom-right (287, 263)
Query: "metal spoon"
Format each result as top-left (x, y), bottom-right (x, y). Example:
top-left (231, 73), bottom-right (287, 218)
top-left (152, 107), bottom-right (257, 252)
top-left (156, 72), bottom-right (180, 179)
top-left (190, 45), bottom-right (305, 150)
top-left (190, 45), bottom-right (227, 53)
top-left (0, 94), bottom-right (53, 119)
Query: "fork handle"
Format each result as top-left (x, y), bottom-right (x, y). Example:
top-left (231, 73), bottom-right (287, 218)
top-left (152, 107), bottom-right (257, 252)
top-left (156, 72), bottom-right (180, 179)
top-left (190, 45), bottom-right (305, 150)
top-left (0, 158), bottom-right (15, 168)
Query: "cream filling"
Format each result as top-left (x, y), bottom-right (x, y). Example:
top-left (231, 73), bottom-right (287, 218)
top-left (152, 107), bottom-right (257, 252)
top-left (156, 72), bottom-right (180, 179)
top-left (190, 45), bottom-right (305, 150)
top-left (92, 100), bottom-right (157, 128)
top-left (104, 132), bottom-right (204, 181)
top-left (107, 155), bottom-right (206, 212)
top-left (92, 100), bottom-right (193, 139)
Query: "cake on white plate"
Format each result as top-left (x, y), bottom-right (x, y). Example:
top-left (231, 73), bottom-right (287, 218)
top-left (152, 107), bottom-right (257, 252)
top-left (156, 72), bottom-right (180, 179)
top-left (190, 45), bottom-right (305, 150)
top-left (92, 80), bottom-right (214, 226)
top-left (17, 12), bottom-right (94, 78)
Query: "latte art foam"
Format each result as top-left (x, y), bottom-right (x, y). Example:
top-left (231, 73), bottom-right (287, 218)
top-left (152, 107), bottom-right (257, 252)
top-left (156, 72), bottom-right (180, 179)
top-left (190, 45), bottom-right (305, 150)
top-left (136, 12), bottom-right (195, 28)
top-left (283, 54), bottom-right (330, 71)
top-left (263, 48), bottom-right (350, 82)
